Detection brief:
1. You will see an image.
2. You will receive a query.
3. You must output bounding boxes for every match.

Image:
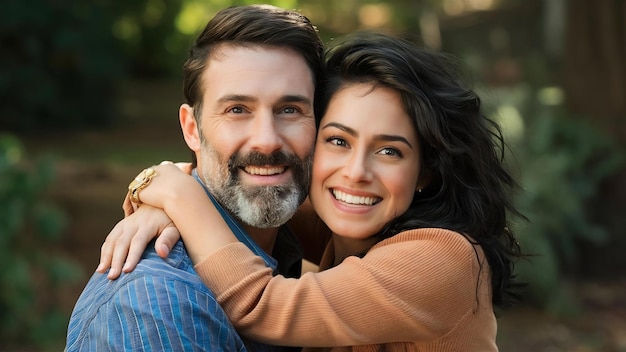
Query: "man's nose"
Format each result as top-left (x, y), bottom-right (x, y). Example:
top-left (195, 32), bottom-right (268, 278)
top-left (249, 112), bottom-right (283, 154)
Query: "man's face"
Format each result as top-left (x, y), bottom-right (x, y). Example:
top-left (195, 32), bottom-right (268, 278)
top-left (185, 45), bottom-right (316, 228)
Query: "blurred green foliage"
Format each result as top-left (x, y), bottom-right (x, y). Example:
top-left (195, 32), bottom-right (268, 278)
top-left (0, 0), bottom-right (197, 132)
top-left (0, 0), bottom-right (126, 132)
top-left (503, 91), bottom-right (624, 314)
top-left (0, 134), bottom-right (83, 349)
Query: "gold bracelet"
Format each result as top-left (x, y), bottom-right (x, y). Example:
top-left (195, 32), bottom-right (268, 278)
top-left (128, 167), bottom-right (157, 204)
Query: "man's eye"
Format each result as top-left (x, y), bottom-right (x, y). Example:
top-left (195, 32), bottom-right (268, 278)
top-left (281, 106), bottom-right (298, 114)
top-left (228, 106), bottom-right (244, 114)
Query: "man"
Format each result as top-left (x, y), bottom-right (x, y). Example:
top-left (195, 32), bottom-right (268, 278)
top-left (66, 5), bottom-right (324, 351)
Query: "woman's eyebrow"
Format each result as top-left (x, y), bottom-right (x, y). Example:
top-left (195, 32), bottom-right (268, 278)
top-left (320, 122), bottom-right (357, 136)
top-left (321, 122), bottom-right (413, 148)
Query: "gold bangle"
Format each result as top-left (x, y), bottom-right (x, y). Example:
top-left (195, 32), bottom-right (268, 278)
top-left (128, 167), bottom-right (157, 204)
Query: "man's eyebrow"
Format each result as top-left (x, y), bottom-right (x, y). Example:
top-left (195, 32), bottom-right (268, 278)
top-left (216, 95), bottom-right (312, 106)
top-left (217, 95), bottom-right (256, 104)
top-left (321, 122), bottom-right (413, 149)
top-left (278, 95), bottom-right (313, 106)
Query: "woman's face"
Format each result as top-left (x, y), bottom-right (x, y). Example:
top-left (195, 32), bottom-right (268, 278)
top-left (310, 83), bottom-right (422, 240)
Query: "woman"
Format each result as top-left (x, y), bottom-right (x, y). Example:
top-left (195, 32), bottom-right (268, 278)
top-left (100, 32), bottom-right (522, 350)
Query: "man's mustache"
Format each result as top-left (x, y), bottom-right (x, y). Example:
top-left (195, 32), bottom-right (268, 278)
top-left (228, 151), bottom-right (298, 169)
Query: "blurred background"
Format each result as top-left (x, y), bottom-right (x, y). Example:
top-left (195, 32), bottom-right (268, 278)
top-left (1, 0), bottom-right (624, 350)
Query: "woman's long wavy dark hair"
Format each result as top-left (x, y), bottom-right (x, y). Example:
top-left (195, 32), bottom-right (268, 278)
top-left (315, 32), bottom-right (524, 309)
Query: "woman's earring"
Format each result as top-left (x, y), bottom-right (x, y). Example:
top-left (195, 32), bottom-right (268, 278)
top-left (417, 188), bottom-right (422, 193)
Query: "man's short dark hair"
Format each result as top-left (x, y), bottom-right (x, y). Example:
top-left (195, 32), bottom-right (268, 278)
top-left (182, 5), bottom-right (324, 121)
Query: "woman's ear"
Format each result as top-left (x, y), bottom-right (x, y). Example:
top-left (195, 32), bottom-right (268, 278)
top-left (180, 104), bottom-right (201, 152)
top-left (416, 168), bottom-right (432, 192)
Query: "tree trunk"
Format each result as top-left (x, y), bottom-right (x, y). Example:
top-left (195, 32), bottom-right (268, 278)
top-left (562, 0), bottom-right (626, 142)
top-left (564, 0), bottom-right (626, 277)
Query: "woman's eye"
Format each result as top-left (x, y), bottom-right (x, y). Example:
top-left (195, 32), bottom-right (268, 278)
top-left (378, 147), bottom-right (402, 157)
top-left (327, 137), bottom-right (347, 147)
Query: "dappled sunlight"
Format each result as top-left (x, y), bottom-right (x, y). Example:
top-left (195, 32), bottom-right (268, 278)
top-left (142, 0), bottom-right (166, 26)
top-left (358, 4), bottom-right (392, 28)
top-left (443, 0), bottom-right (465, 16)
top-left (466, 0), bottom-right (495, 11)
top-left (419, 12), bottom-right (442, 50)
top-left (176, 0), bottom-right (299, 36)
top-left (266, 0), bottom-right (299, 11)
top-left (112, 16), bottom-right (140, 41)
top-left (493, 104), bottom-right (525, 144)
top-left (176, 2), bottom-right (212, 35)
top-left (443, 0), bottom-right (497, 16)
top-left (538, 86), bottom-right (565, 106)
top-left (0, 136), bottom-right (23, 165)
top-left (5, 146), bottom-right (21, 165)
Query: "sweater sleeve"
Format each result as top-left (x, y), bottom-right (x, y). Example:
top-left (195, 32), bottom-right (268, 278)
top-left (194, 228), bottom-right (486, 347)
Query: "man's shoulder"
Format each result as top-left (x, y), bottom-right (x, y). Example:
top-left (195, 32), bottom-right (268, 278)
top-left (68, 240), bottom-right (213, 325)
top-left (66, 241), bottom-right (238, 351)
top-left (80, 240), bottom-right (207, 299)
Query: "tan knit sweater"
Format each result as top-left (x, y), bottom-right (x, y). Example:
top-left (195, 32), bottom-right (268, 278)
top-left (194, 228), bottom-right (498, 351)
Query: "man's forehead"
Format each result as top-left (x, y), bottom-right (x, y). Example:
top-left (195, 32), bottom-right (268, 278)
top-left (207, 42), bottom-right (299, 63)
top-left (200, 44), bottom-right (315, 102)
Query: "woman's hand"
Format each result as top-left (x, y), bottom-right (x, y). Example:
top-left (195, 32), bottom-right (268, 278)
top-left (96, 161), bottom-right (196, 280)
top-left (131, 163), bottom-right (238, 265)
top-left (133, 163), bottom-right (200, 210)
top-left (122, 162), bottom-right (193, 217)
top-left (98, 205), bottom-right (180, 280)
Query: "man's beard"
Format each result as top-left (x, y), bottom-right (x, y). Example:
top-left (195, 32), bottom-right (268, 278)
top-left (198, 142), bottom-right (312, 228)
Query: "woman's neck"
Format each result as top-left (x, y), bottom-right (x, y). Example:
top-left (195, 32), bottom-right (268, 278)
top-left (331, 234), bottom-right (379, 267)
top-left (244, 225), bottom-right (279, 255)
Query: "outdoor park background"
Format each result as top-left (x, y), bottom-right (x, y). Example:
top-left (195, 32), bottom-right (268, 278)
top-left (1, 0), bottom-right (625, 350)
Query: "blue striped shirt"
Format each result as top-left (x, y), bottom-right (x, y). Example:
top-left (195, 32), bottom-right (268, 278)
top-left (66, 172), bottom-right (302, 351)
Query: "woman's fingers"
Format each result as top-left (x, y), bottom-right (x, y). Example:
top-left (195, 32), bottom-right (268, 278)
top-left (98, 221), bottom-right (123, 273)
top-left (99, 205), bottom-right (177, 279)
top-left (106, 220), bottom-right (139, 280)
top-left (122, 225), bottom-right (161, 273)
top-left (155, 225), bottom-right (181, 258)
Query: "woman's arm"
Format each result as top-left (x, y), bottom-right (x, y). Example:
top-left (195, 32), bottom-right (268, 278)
top-left (193, 230), bottom-right (484, 347)
top-left (132, 167), bottom-right (484, 346)
top-left (102, 161), bottom-right (328, 276)
top-left (135, 165), bottom-right (485, 347)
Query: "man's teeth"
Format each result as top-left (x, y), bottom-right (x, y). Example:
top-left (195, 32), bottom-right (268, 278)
top-left (244, 166), bottom-right (285, 175)
top-left (332, 189), bottom-right (378, 205)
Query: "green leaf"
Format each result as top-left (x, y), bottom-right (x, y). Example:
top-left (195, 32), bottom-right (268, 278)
top-left (33, 203), bottom-right (67, 240)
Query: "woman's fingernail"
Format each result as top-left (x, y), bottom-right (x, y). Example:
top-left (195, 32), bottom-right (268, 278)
top-left (108, 268), bottom-right (118, 279)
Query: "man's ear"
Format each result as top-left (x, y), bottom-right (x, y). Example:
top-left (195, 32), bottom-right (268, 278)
top-left (180, 103), bottom-right (201, 152)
